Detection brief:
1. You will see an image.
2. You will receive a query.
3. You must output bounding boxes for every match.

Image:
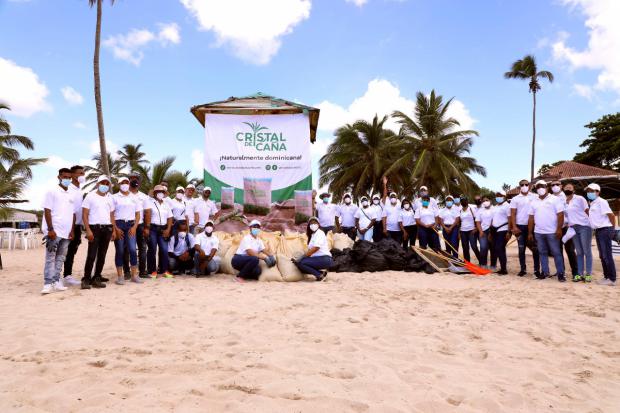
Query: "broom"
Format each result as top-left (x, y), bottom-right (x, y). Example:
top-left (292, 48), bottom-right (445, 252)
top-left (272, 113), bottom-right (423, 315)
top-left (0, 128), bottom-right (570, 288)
top-left (432, 227), bottom-right (491, 276)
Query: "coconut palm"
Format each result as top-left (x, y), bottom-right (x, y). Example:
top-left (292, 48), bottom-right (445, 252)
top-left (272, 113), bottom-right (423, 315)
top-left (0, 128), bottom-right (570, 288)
top-left (133, 156), bottom-right (176, 192)
top-left (117, 143), bottom-right (149, 172)
top-left (504, 55), bottom-right (554, 181)
top-left (84, 152), bottom-right (123, 189)
top-left (88, 0), bottom-right (115, 178)
top-left (388, 90), bottom-right (486, 197)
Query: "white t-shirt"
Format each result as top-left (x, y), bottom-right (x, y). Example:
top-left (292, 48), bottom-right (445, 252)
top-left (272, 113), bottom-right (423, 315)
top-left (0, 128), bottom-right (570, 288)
top-left (69, 183), bottom-right (84, 225)
top-left (491, 202), bottom-right (511, 229)
top-left (399, 208), bottom-right (416, 226)
top-left (193, 198), bottom-right (219, 226)
top-left (414, 207), bottom-right (437, 226)
top-left (194, 232), bottom-right (220, 254)
top-left (438, 207), bottom-right (460, 226)
top-left (168, 232), bottom-right (196, 256)
top-left (370, 203), bottom-right (384, 224)
top-left (382, 203), bottom-right (402, 231)
top-left (82, 191), bottom-right (115, 225)
top-left (589, 197), bottom-right (613, 229)
top-left (529, 195), bottom-right (564, 234)
top-left (565, 195), bottom-right (590, 227)
top-left (129, 191), bottom-right (149, 224)
top-left (475, 206), bottom-right (495, 231)
top-left (145, 198), bottom-right (173, 226)
top-left (510, 192), bottom-right (537, 226)
top-left (41, 185), bottom-right (75, 239)
top-left (112, 192), bottom-right (141, 221)
top-left (236, 234), bottom-right (265, 255)
top-left (459, 205), bottom-right (477, 232)
top-left (338, 203), bottom-right (359, 227)
top-left (170, 198), bottom-right (188, 222)
top-left (184, 197), bottom-right (196, 225)
top-left (308, 229), bottom-right (331, 257)
top-left (355, 206), bottom-right (376, 229)
top-left (316, 203), bottom-right (340, 228)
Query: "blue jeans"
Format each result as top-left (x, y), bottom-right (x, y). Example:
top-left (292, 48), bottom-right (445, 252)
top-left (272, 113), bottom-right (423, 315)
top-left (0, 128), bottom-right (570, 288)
top-left (572, 224), bottom-right (593, 275)
top-left (43, 238), bottom-right (69, 285)
top-left (193, 253), bottom-right (221, 275)
top-left (460, 230), bottom-right (480, 262)
top-left (492, 230), bottom-right (508, 271)
top-left (418, 226), bottom-right (440, 250)
top-left (147, 224), bottom-right (169, 273)
top-left (479, 229), bottom-right (491, 266)
top-left (595, 227), bottom-right (616, 281)
top-left (296, 255), bottom-right (334, 278)
top-left (114, 220), bottom-right (137, 268)
top-left (535, 233), bottom-right (564, 276)
top-left (232, 254), bottom-right (261, 280)
top-left (517, 224), bottom-right (540, 273)
top-left (443, 226), bottom-right (459, 258)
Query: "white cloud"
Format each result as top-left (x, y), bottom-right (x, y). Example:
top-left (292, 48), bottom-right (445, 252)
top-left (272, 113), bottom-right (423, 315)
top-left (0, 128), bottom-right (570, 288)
top-left (180, 0), bottom-right (311, 65)
top-left (345, 0), bottom-right (368, 6)
top-left (552, 0), bottom-right (620, 97)
top-left (103, 23), bottom-right (181, 66)
top-left (61, 86), bottom-right (83, 105)
top-left (315, 78), bottom-right (476, 133)
top-left (573, 83), bottom-right (594, 100)
top-left (0, 57), bottom-right (51, 117)
top-left (45, 155), bottom-right (72, 170)
top-left (73, 121), bottom-right (87, 129)
top-left (191, 149), bottom-right (203, 175)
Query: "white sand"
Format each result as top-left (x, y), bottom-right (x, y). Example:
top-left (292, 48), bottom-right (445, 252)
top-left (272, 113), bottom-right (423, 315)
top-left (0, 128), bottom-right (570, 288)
top-left (0, 244), bottom-right (619, 412)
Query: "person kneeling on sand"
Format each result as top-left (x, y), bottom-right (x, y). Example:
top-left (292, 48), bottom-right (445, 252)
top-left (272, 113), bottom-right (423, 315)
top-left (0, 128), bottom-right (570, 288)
top-left (193, 220), bottom-right (220, 277)
top-left (231, 220), bottom-right (275, 282)
top-left (167, 220), bottom-right (196, 275)
top-left (292, 217), bottom-right (332, 281)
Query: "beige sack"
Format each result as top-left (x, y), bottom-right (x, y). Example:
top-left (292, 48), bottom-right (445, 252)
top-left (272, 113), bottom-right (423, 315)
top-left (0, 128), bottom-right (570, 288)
top-left (220, 243), bottom-right (239, 275)
top-left (277, 232), bottom-right (307, 258)
top-left (277, 253), bottom-right (305, 282)
top-left (332, 233), bottom-right (354, 250)
top-left (217, 238), bottom-right (232, 260)
top-left (258, 260), bottom-right (284, 282)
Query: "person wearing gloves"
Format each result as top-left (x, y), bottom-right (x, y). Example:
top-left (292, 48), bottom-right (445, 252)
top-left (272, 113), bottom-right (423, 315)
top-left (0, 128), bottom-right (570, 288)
top-left (193, 187), bottom-right (219, 234)
top-left (490, 190), bottom-right (511, 275)
top-left (112, 177), bottom-right (142, 285)
top-left (232, 220), bottom-right (275, 282)
top-left (438, 195), bottom-right (461, 258)
top-left (399, 198), bottom-right (417, 249)
top-left (528, 180), bottom-right (566, 282)
top-left (414, 195), bottom-right (440, 250)
top-left (338, 193), bottom-right (358, 240)
top-left (475, 196), bottom-right (495, 268)
top-left (510, 179), bottom-right (541, 277)
top-left (170, 186), bottom-right (189, 231)
top-left (293, 217), bottom-right (332, 281)
top-left (167, 220), bottom-right (196, 275)
top-left (370, 194), bottom-right (384, 242)
top-left (354, 196), bottom-right (376, 241)
top-left (144, 184), bottom-right (174, 278)
top-left (194, 220), bottom-right (221, 276)
top-left (586, 183), bottom-right (617, 286)
top-left (382, 191), bottom-right (403, 243)
top-left (316, 192), bottom-right (340, 234)
top-left (458, 196), bottom-right (480, 263)
top-left (551, 180), bottom-right (578, 278)
top-left (563, 183), bottom-right (592, 282)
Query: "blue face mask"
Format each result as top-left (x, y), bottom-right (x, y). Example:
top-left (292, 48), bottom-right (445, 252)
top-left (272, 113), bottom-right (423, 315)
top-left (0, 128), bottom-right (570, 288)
top-left (98, 184), bottom-right (109, 194)
top-left (60, 178), bottom-right (72, 188)
top-left (322, 197), bottom-right (330, 204)
top-left (422, 200), bottom-right (430, 207)
top-left (496, 197), bottom-right (505, 204)
top-left (446, 201), bottom-right (454, 207)
top-left (251, 228), bottom-right (261, 236)
top-left (586, 192), bottom-right (597, 201)
top-left (454, 197), bottom-right (460, 204)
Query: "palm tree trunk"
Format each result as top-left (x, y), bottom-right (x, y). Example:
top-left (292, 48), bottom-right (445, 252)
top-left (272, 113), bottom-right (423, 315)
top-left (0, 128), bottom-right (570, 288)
top-left (94, 0), bottom-right (110, 178)
top-left (530, 91), bottom-right (536, 182)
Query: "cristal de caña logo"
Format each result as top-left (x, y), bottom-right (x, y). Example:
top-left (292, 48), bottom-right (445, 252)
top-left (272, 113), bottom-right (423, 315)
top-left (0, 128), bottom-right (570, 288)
top-left (236, 122), bottom-right (287, 151)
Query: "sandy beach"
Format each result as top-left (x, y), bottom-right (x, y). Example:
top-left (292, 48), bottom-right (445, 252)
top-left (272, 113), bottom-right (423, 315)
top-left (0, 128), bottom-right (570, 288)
top-left (0, 243), bottom-right (619, 413)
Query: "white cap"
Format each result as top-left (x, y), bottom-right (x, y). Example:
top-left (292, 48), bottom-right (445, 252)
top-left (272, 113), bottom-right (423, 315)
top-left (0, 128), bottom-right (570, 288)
top-left (153, 184), bottom-right (166, 191)
top-left (343, 193), bottom-right (352, 198)
top-left (372, 194), bottom-right (380, 199)
top-left (586, 183), bottom-right (601, 191)
top-left (445, 195), bottom-right (454, 200)
top-left (497, 190), bottom-right (506, 196)
top-left (97, 175), bottom-right (110, 183)
top-left (186, 184), bottom-right (195, 189)
top-left (389, 192), bottom-right (397, 197)
top-left (420, 185), bottom-right (428, 191)
top-left (117, 176), bottom-right (129, 183)
top-left (204, 186), bottom-right (212, 192)
top-left (535, 180), bottom-right (547, 186)
top-left (205, 220), bottom-right (214, 226)
top-left (176, 186), bottom-right (184, 192)
top-left (249, 219), bottom-right (261, 227)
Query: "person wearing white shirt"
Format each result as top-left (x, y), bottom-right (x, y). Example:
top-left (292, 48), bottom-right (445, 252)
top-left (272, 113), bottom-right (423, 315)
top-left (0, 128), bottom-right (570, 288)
top-left (528, 180), bottom-right (566, 281)
top-left (316, 192), bottom-right (340, 233)
top-left (40, 168), bottom-right (75, 294)
top-left (193, 187), bottom-right (219, 233)
top-left (414, 185), bottom-right (439, 212)
top-left (127, 171), bottom-right (150, 277)
top-left (439, 195), bottom-right (461, 258)
top-left (475, 196), bottom-right (495, 268)
top-left (184, 184), bottom-right (197, 232)
top-left (399, 199), bottom-right (417, 249)
top-left (166, 221), bottom-right (196, 274)
top-left (170, 186), bottom-right (189, 228)
top-left (563, 183), bottom-right (592, 282)
top-left (293, 217), bottom-right (333, 281)
top-left (338, 193), bottom-right (358, 240)
top-left (551, 180), bottom-right (578, 278)
top-left (81, 175), bottom-right (116, 289)
top-left (509, 179), bottom-right (541, 277)
top-left (371, 191), bottom-right (385, 242)
top-left (62, 165), bottom-right (86, 286)
top-left (458, 197), bottom-right (480, 263)
top-left (143, 185), bottom-right (174, 278)
top-left (586, 183), bottom-right (617, 286)
top-left (232, 220), bottom-right (275, 282)
top-left (193, 221), bottom-right (221, 276)
top-left (490, 191), bottom-right (511, 274)
top-left (382, 191), bottom-right (403, 243)
top-left (111, 177), bottom-right (141, 285)
top-left (354, 196), bottom-right (376, 241)
top-left (414, 196), bottom-right (440, 250)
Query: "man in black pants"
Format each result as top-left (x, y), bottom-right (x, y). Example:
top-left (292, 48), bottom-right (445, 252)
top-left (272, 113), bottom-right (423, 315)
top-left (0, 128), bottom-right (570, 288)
top-left (62, 165), bottom-right (86, 286)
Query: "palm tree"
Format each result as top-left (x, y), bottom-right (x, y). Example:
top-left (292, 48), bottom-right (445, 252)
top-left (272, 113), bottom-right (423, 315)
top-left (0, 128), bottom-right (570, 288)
top-left (504, 55), bottom-right (554, 181)
top-left (84, 152), bottom-right (123, 189)
top-left (319, 114), bottom-right (398, 199)
top-left (389, 90), bottom-right (486, 197)
top-left (88, 0), bottom-right (115, 178)
top-left (134, 156), bottom-right (176, 192)
top-left (117, 143), bottom-right (149, 172)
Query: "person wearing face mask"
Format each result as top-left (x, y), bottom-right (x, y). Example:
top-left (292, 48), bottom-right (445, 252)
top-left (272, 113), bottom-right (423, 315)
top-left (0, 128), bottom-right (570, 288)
top-left (193, 221), bottom-right (221, 277)
top-left (184, 184), bottom-right (197, 234)
top-left (399, 198), bottom-right (416, 249)
top-left (126, 171), bottom-right (150, 278)
top-left (551, 180), bottom-right (579, 278)
top-left (81, 175), bottom-right (116, 289)
top-left (453, 196), bottom-right (461, 208)
top-left (382, 190), bottom-right (403, 243)
top-left (458, 196), bottom-right (481, 263)
top-left (143, 185), bottom-right (174, 278)
top-left (193, 187), bottom-right (219, 235)
top-left (293, 217), bottom-right (333, 281)
top-left (61, 165), bottom-right (86, 287)
top-left (354, 196), bottom-right (376, 241)
top-left (166, 221), bottom-right (196, 275)
top-left (475, 196), bottom-right (496, 269)
top-left (170, 186), bottom-right (189, 232)
top-left (414, 185), bottom-right (439, 211)
top-left (509, 179), bottom-right (541, 277)
top-left (472, 195), bottom-right (483, 212)
top-left (489, 190), bottom-right (511, 275)
top-left (371, 194), bottom-right (384, 242)
top-left (563, 183), bottom-right (592, 282)
top-left (316, 192), bottom-right (340, 234)
top-left (111, 177), bottom-right (142, 285)
top-left (232, 220), bottom-right (275, 282)
top-left (586, 183), bottom-right (616, 286)
top-left (528, 180), bottom-right (566, 282)
top-left (439, 195), bottom-right (461, 258)
top-left (338, 193), bottom-right (358, 240)
top-left (414, 195), bottom-right (440, 250)
top-left (40, 168), bottom-right (76, 294)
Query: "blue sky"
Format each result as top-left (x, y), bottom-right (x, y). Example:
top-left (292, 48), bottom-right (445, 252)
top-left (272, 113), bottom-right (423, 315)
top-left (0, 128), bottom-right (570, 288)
top-left (1, 0), bottom-right (619, 208)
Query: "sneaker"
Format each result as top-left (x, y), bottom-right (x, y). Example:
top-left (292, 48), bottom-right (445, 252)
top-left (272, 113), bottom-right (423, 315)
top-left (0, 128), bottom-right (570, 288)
top-left (124, 272), bottom-right (131, 280)
top-left (115, 278), bottom-right (125, 286)
top-left (558, 274), bottom-right (566, 283)
top-left (497, 269), bottom-right (508, 275)
top-left (517, 270), bottom-right (527, 277)
top-left (534, 271), bottom-right (541, 278)
top-left (316, 270), bottom-right (328, 282)
top-left (53, 281), bottom-right (68, 291)
top-left (572, 275), bottom-right (582, 282)
top-left (584, 274), bottom-right (592, 283)
top-left (100, 276), bottom-right (109, 282)
top-left (62, 276), bottom-right (81, 286)
top-left (81, 280), bottom-right (91, 290)
top-left (536, 273), bottom-right (548, 280)
top-left (41, 283), bottom-right (54, 294)
top-left (150, 272), bottom-right (158, 279)
top-left (139, 273), bottom-right (150, 279)
top-left (91, 279), bottom-right (106, 288)
top-left (163, 272), bottom-right (174, 279)
top-left (597, 278), bottom-right (612, 286)
top-left (130, 277), bottom-right (143, 284)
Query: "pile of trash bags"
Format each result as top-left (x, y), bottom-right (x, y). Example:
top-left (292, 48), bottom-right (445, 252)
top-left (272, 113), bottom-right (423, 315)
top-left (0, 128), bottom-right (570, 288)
top-left (330, 238), bottom-right (436, 274)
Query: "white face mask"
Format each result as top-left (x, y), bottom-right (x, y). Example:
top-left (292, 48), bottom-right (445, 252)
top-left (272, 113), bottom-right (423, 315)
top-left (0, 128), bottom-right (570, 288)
top-left (156, 192), bottom-right (165, 200)
top-left (344, 198), bottom-right (351, 205)
top-left (520, 185), bottom-right (529, 194)
top-left (390, 198), bottom-right (397, 205)
top-left (551, 185), bottom-right (561, 194)
top-left (537, 188), bottom-right (547, 196)
top-left (205, 226), bottom-right (213, 234)
top-left (362, 201), bottom-right (369, 207)
top-left (77, 176), bottom-right (86, 184)
top-left (373, 199), bottom-right (380, 205)
top-left (403, 204), bottom-right (411, 210)
top-left (178, 231), bottom-right (186, 238)
top-left (482, 201), bottom-right (491, 208)
top-left (120, 183), bottom-right (130, 192)
top-left (175, 193), bottom-right (183, 200)
top-left (309, 223), bottom-right (319, 232)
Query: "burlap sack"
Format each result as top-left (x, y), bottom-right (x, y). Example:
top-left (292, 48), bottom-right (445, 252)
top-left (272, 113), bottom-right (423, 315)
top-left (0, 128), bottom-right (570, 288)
top-left (332, 233), bottom-right (354, 250)
top-left (258, 259), bottom-right (284, 282)
top-left (277, 253), bottom-right (305, 282)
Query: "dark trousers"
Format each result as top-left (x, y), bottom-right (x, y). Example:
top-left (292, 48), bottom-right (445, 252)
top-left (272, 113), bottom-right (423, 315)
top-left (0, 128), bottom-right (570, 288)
top-left (320, 226), bottom-right (335, 234)
top-left (295, 255), bottom-right (334, 278)
top-left (83, 225), bottom-right (112, 283)
top-left (63, 224), bottom-right (82, 276)
top-left (373, 221), bottom-right (384, 242)
top-left (147, 225), bottom-right (169, 273)
top-left (124, 223), bottom-right (147, 275)
top-left (561, 227), bottom-right (579, 276)
top-left (479, 229), bottom-right (496, 266)
top-left (492, 229), bottom-right (508, 271)
top-left (595, 227), bottom-right (616, 281)
top-left (232, 254), bottom-right (261, 280)
top-left (460, 229), bottom-right (480, 262)
top-left (418, 226), bottom-right (440, 250)
top-left (443, 226), bottom-right (459, 258)
top-left (516, 224), bottom-right (540, 273)
top-left (341, 226), bottom-right (356, 241)
top-left (169, 251), bottom-right (195, 273)
top-left (402, 225), bottom-right (417, 249)
top-left (387, 230), bottom-right (402, 244)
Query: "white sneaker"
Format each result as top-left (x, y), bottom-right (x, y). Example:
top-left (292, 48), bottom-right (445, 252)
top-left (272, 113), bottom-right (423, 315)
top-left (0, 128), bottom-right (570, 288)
top-left (41, 284), bottom-right (54, 294)
top-left (62, 276), bottom-right (81, 286)
top-left (53, 281), bottom-right (68, 292)
top-left (597, 278), bottom-right (612, 286)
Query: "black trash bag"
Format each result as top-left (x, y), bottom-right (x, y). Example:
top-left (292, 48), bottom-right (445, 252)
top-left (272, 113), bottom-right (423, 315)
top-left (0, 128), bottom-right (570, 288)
top-left (330, 254), bottom-right (360, 273)
top-left (360, 249), bottom-right (389, 272)
top-left (423, 263), bottom-right (436, 274)
top-left (405, 257), bottom-right (426, 272)
top-left (373, 238), bottom-right (408, 271)
top-left (351, 240), bottom-right (374, 261)
top-left (330, 248), bottom-right (344, 258)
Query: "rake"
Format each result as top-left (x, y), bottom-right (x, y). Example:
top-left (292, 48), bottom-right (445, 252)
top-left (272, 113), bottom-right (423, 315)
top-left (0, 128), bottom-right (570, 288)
top-left (432, 227), bottom-right (492, 276)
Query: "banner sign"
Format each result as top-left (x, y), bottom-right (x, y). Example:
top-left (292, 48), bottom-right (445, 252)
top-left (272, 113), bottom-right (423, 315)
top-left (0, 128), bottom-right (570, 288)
top-left (203, 113), bottom-right (312, 204)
